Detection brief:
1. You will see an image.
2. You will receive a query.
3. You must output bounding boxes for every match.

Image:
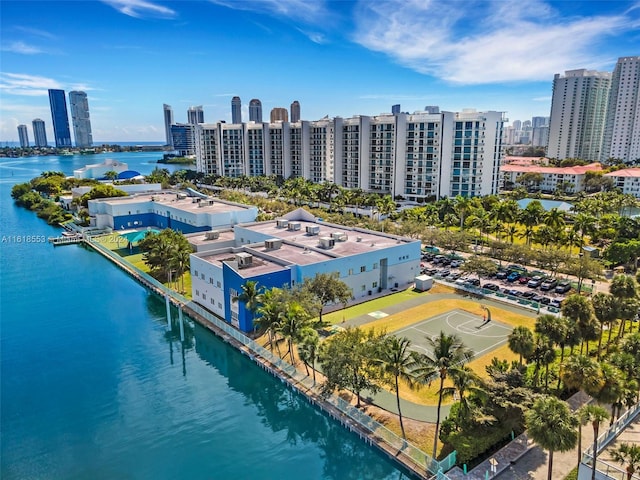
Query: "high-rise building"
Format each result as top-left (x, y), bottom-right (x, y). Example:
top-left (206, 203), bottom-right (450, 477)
top-left (424, 106), bottom-right (440, 114)
top-left (270, 107), bottom-right (288, 123)
top-left (187, 105), bottom-right (204, 125)
top-left (249, 99), bottom-right (262, 122)
top-left (32, 118), bottom-right (48, 147)
top-left (547, 69), bottom-right (611, 161)
top-left (391, 104), bottom-right (401, 115)
top-left (48, 89), bottom-right (72, 148)
top-left (17, 125), bottom-right (29, 147)
top-left (195, 108), bottom-right (506, 200)
top-left (69, 91), bottom-right (93, 148)
top-left (170, 124), bottom-right (196, 156)
top-left (532, 116), bottom-right (549, 128)
top-left (601, 56), bottom-right (640, 163)
top-left (163, 104), bottom-right (174, 147)
top-left (290, 101), bottom-right (300, 123)
top-left (231, 96), bottom-right (242, 124)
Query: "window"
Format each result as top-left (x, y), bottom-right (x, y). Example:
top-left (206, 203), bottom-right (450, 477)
top-left (373, 282), bottom-right (378, 288)
top-left (201, 273), bottom-right (205, 280)
top-left (360, 266), bottom-right (366, 272)
top-left (202, 294), bottom-right (206, 300)
top-left (217, 281), bottom-right (221, 288)
top-left (361, 285), bottom-right (366, 291)
top-left (373, 262), bottom-right (378, 269)
top-left (194, 270), bottom-right (199, 277)
top-left (209, 277), bottom-right (214, 284)
top-left (195, 290), bottom-right (200, 297)
top-left (218, 302), bottom-right (222, 309)
top-left (348, 268), bottom-right (353, 275)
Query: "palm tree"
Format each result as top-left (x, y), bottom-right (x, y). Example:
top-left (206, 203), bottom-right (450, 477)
top-left (591, 293), bottom-right (619, 358)
top-left (298, 328), bottom-right (320, 385)
top-left (508, 326), bottom-right (535, 365)
top-left (525, 395), bottom-right (579, 480)
top-left (581, 404), bottom-right (610, 480)
top-left (414, 332), bottom-right (474, 460)
top-left (232, 280), bottom-right (264, 330)
top-left (611, 443), bottom-right (640, 480)
top-left (561, 355), bottom-right (604, 397)
top-left (592, 363), bottom-right (624, 424)
top-left (375, 336), bottom-right (419, 440)
top-left (255, 289), bottom-right (284, 354)
top-left (610, 275), bottom-right (639, 339)
top-left (561, 294), bottom-right (596, 355)
top-left (278, 301), bottom-right (311, 364)
top-left (441, 366), bottom-right (485, 422)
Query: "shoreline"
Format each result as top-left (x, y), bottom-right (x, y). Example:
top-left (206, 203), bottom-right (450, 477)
top-left (82, 234), bottom-right (440, 480)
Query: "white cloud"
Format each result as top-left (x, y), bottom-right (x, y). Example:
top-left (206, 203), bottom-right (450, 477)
top-left (209, 0), bottom-right (329, 24)
top-left (532, 96), bottom-right (552, 102)
top-left (352, 0), bottom-right (636, 84)
top-left (13, 26), bottom-right (57, 40)
top-left (0, 73), bottom-right (62, 96)
top-left (102, 0), bottom-right (176, 19)
top-left (1, 41), bottom-right (45, 55)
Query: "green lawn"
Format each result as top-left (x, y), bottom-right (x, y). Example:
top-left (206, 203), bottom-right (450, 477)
top-left (322, 288), bottom-right (427, 325)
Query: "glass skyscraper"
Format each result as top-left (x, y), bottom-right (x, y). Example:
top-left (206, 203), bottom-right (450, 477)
top-left (163, 104), bottom-right (174, 147)
top-left (17, 125), bottom-right (29, 147)
top-left (231, 96), bottom-right (242, 124)
top-left (249, 99), bottom-right (262, 122)
top-left (48, 89), bottom-right (72, 148)
top-left (69, 91), bottom-right (93, 148)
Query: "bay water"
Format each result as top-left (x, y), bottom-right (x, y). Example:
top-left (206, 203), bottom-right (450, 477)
top-left (0, 152), bottom-right (409, 479)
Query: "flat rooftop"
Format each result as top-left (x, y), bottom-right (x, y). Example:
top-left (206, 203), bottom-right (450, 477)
top-left (93, 191), bottom-right (253, 213)
top-left (197, 249), bottom-right (292, 277)
top-left (240, 219), bottom-right (412, 256)
top-left (187, 229), bottom-right (236, 246)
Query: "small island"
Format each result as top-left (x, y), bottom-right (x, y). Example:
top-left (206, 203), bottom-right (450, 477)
top-left (157, 154), bottom-right (195, 165)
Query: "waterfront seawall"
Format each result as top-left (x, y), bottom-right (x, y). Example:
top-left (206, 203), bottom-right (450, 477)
top-left (83, 236), bottom-right (442, 480)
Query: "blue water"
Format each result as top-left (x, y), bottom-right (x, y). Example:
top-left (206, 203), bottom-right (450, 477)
top-left (0, 153), bottom-right (410, 479)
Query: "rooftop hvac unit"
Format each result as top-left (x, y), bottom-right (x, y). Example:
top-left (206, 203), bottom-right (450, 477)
top-left (205, 231), bottom-right (220, 240)
top-left (264, 239), bottom-right (283, 250)
top-left (330, 231), bottom-right (347, 242)
top-left (288, 222), bottom-right (301, 231)
top-left (276, 219), bottom-right (289, 228)
top-left (356, 236), bottom-right (362, 242)
top-left (306, 225), bottom-right (320, 236)
top-left (235, 252), bottom-right (253, 267)
top-left (318, 237), bottom-right (335, 249)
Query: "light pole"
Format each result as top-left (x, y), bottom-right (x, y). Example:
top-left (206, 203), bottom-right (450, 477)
top-left (577, 252), bottom-right (585, 294)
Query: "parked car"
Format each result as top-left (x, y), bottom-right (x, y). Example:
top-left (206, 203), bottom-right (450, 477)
top-left (527, 276), bottom-right (544, 288)
top-left (496, 271), bottom-right (508, 280)
top-left (555, 280), bottom-right (572, 294)
top-left (464, 278), bottom-right (481, 286)
top-left (540, 278), bottom-right (558, 291)
top-left (423, 245), bottom-right (440, 254)
top-left (425, 268), bottom-right (438, 276)
top-left (521, 290), bottom-right (536, 299)
top-left (450, 260), bottom-right (463, 268)
top-left (483, 283), bottom-right (499, 291)
top-left (518, 276), bottom-right (531, 284)
top-left (531, 294), bottom-right (544, 303)
top-left (439, 270), bottom-right (451, 277)
top-left (506, 271), bottom-right (521, 282)
top-left (450, 272), bottom-right (462, 280)
top-left (550, 298), bottom-right (564, 308)
top-left (539, 296), bottom-right (551, 305)
top-left (507, 264), bottom-right (527, 274)
top-left (507, 289), bottom-right (522, 297)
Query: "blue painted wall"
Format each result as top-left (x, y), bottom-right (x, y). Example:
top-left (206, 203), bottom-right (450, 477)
top-left (113, 213), bottom-right (210, 234)
top-left (222, 263), bottom-right (291, 333)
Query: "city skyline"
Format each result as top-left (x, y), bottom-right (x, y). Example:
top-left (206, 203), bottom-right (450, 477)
top-left (1, 1), bottom-right (639, 143)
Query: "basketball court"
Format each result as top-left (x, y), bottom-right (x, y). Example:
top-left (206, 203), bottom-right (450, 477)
top-left (393, 308), bottom-right (513, 359)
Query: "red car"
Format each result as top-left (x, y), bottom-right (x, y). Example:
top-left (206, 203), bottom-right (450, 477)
top-left (518, 276), bottom-right (531, 284)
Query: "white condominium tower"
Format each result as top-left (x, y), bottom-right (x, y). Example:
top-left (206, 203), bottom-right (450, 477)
top-left (231, 96), bottom-right (242, 124)
top-left (249, 99), bottom-right (262, 122)
top-left (187, 105), bottom-right (204, 124)
top-left (68, 91), bottom-right (93, 148)
top-left (547, 69), bottom-right (611, 161)
top-left (601, 56), bottom-right (640, 163)
top-left (17, 125), bottom-right (29, 147)
top-left (195, 109), bottom-right (506, 200)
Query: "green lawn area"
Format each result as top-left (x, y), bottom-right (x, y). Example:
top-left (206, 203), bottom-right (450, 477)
top-left (92, 233), bottom-right (192, 299)
top-left (322, 288), bottom-right (427, 325)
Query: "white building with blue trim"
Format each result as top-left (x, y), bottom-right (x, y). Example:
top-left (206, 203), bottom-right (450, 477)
top-left (87, 190), bottom-right (258, 232)
top-left (189, 208), bottom-right (421, 333)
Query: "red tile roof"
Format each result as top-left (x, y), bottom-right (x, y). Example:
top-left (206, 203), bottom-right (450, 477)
top-left (501, 163), bottom-right (602, 175)
top-left (604, 168), bottom-right (640, 178)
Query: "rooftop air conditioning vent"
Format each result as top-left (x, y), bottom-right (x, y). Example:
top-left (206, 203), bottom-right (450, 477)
top-left (306, 225), bottom-right (320, 236)
top-left (276, 219), bottom-right (289, 228)
top-left (235, 252), bottom-right (253, 268)
top-left (205, 231), bottom-right (220, 240)
top-left (318, 237), bottom-right (335, 249)
top-left (356, 236), bottom-right (362, 242)
top-left (264, 239), bottom-right (283, 250)
top-left (330, 231), bottom-right (347, 242)
top-left (288, 222), bottom-right (301, 231)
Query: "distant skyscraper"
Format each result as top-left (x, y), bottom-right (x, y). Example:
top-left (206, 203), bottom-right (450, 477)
top-left (547, 68), bottom-right (611, 161)
top-left (424, 106), bottom-right (440, 114)
top-left (270, 107), bottom-right (288, 123)
top-left (48, 89), bottom-right (72, 148)
top-left (32, 118), bottom-right (48, 147)
top-left (512, 120), bottom-right (522, 131)
top-left (601, 56), bottom-right (640, 163)
top-left (187, 105), bottom-right (204, 125)
top-left (231, 96), bottom-right (242, 123)
top-left (391, 104), bottom-right (401, 115)
top-left (69, 91), bottom-right (93, 148)
top-left (532, 116), bottom-right (549, 128)
top-left (249, 99), bottom-right (262, 122)
top-left (163, 104), bottom-right (174, 147)
top-left (290, 100), bottom-right (300, 122)
top-left (17, 125), bottom-right (29, 147)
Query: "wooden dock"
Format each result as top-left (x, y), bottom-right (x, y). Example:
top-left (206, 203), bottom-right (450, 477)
top-left (48, 235), bottom-right (84, 246)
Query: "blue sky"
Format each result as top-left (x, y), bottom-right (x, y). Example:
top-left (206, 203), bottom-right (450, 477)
top-left (1, 0), bottom-right (639, 143)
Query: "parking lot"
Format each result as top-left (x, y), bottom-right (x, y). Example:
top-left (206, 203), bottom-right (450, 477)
top-left (420, 252), bottom-right (572, 313)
